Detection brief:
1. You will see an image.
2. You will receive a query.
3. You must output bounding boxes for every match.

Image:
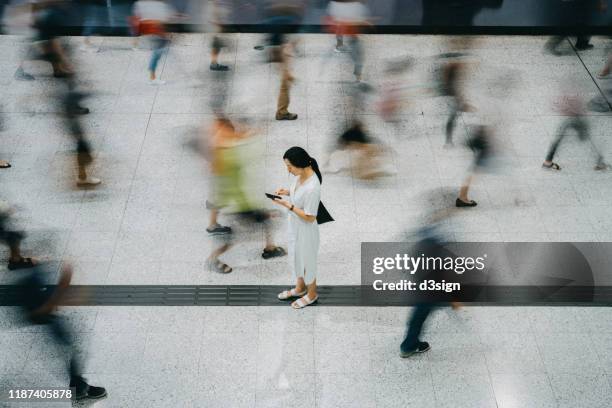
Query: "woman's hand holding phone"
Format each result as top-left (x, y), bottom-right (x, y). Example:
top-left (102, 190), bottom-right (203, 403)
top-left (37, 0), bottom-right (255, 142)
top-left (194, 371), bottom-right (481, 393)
top-left (275, 188), bottom-right (289, 196)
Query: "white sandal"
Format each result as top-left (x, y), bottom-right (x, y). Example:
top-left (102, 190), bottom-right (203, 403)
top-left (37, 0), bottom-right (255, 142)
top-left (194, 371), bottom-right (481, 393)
top-left (291, 294), bottom-right (318, 309)
top-left (277, 288), bottom-right (306, 300)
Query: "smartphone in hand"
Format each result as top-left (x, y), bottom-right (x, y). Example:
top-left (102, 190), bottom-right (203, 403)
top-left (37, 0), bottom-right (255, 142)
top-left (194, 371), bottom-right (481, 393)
top-left (265, 193), bottom-right (282, 200)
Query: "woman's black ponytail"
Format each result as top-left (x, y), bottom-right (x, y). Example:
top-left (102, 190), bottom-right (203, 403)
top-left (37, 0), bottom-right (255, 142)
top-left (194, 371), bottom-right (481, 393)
top-left (283, 146), bottom-right (323, 184)
top-left (309, 157), bottom-right (322, 184)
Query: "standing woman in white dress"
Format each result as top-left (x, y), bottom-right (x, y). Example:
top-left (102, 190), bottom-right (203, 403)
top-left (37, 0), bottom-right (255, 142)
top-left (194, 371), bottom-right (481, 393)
top-left (272, 147), bottom-right (321, 309)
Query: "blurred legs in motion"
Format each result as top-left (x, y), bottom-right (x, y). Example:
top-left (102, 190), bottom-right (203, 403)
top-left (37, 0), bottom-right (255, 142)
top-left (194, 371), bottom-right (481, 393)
top-left (210, 35), bottom-right (229, 71)
top-left (0, 205), bottom-right (35, 270)
top-left (209, 210), bottom-right (286, 274)
top-left (133, 0), bottom-right (176, 83)
top-left (329, 121), bottom-right (389, 180)
top-left (206, 116), bottom-right (285, 273)
top-left (543, 117), bottom-right (608, 170)
top-left (598, 52), bottom-right (612, 79)
top-left (437, 58), bottom-right (472, 147)
top-left (545, 0), bottom-right (598, 54)
top-left (276, 50), bottom-right (298, 120)
top-left (148, 36), bottom-right (169, 83)
top-left (208, 0), bottom-right (231, 69)
top-left (348, 35), bottom-right (363, 82)
top-left (17, 263), bottom-right (107, 401)
top-left (335, 34), bottom-right (346, 52)
top-left (399, 222), bottom-right (463, 357)
top-left (457, 125), bottom-right (493, 207)
top-left (61, 80), bottom-right (101, 187)
top-left (400, 303), bottom-right (434, 357)
top-left (0, 110), bottom-right (10, 168)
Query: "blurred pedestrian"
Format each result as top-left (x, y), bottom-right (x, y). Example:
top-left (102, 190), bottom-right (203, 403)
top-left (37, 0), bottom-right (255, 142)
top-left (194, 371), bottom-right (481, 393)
top-left (254, 0), bottom-right (305, 62)
top-left (542, 95), bottom-right (608, 171)
top-left (15, 262), bottom-right (107, 401)
top-left (208, 0), bottom-right (230, 71)
top-left (0, 201), bottom-right (36, 270)
top-left (329, 120), bottom-right (390, 180)
top-left (24, 0), bottom-right (78, 78)
top-left (377, 59), bottom-right (414, 132)
top-left (10, 0), bottom-right (100, 186)
top-left (132, 0), bottom-right (176, 84)
top-left (273, 147), bottom-right (322, 309)
top-left (456, 125), bottom-right (493, 207)
top-left (275, 48), bottom-right (298, 120)
top-left (0, 110), bottom-right (10, 169)
top-left (326, 0), bottom-right (370, 82)
top-left (206, 116), bottom-right (286, 273)
top-left (399, 213), bottom-right (463, 358)
top-left (63, 84), bottom-right (102, 186)
top-left (435, 54), bottom-right (473, 147)
top-left (544, 0), bottom-right (604, 54)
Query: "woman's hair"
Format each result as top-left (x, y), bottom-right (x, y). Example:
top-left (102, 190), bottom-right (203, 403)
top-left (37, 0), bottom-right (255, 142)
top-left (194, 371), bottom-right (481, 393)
top-left (283, 146), bottom-right (322, 183)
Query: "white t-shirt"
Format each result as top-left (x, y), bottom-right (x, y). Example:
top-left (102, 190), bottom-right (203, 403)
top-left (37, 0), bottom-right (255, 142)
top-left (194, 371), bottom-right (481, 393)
top-left (133, 0), bottom-right (174, 22)
top-left (327, 1), bottom-right (369, 23)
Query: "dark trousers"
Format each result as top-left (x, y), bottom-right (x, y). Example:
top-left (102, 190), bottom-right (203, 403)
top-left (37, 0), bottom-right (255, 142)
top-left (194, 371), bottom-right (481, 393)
top-left (446, 99), bottom-right (459, 144)
top-left (21, 271), bottom-right (87, 394)
top-left (63, 88), bottom-right (93, 166)
top-left (33, 316), bottom-right (88, 394)
top-left (545, 116), bottom-right (603, 166)
top-left (0, 214), bottom-right (23, 248)
top-left (400, 303), bottom-right (436, 352)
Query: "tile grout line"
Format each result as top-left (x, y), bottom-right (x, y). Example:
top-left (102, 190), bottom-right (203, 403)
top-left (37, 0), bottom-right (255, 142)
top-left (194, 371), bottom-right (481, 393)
top-left (569, 37), bottom-right (612, 112)
top-left (103, 42), bottom-right (160, 285)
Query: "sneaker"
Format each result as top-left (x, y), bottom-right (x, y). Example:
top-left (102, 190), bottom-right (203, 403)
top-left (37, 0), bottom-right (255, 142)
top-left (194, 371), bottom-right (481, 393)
top-left (76, 177), bottom-right (101, 187)
top-left (455, 198), bottom-right (477, 208)
top-left (75, 385), bottom-right (107, 401)
top-left (357, 81), bottom-right (373, 92)
top-left (206, 224), bottom-right (232, 235)
top-left (210, 63), bottom-right (229, 71)
top-left (335, 45), bottom-right (348, 53)
top-left (575, 43), bottom-right (594, 51)
top-left (594, 163), bottom-right (610, 171)
top-left (14, 67), bottom-right (35, 81)
top-left (400, 341), bottom-right (431, 358)
top-left (275, 112), bottom-right (298, 121)
top-left (149, 78), bottom-right (166, 85)
top-left (71, 377), bottom-right (107, 401)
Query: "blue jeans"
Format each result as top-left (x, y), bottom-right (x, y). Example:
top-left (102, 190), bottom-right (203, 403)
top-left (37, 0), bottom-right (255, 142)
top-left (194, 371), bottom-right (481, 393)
top-left (149, 37), bottom-right (169, 74)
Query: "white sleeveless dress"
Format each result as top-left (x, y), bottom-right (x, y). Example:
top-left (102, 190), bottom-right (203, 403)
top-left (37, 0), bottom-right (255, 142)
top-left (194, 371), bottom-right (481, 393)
top-left (288, 174), bottom-right (321, 284)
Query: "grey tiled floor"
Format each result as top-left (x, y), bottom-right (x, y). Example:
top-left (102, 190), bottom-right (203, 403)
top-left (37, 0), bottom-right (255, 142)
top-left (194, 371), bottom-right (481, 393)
top-left (0, 33), bottom-right (611, 285)
top-left (0, 33), bottom-right (612, 407)
top-left (1, 306), bottom-right (612, 408)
